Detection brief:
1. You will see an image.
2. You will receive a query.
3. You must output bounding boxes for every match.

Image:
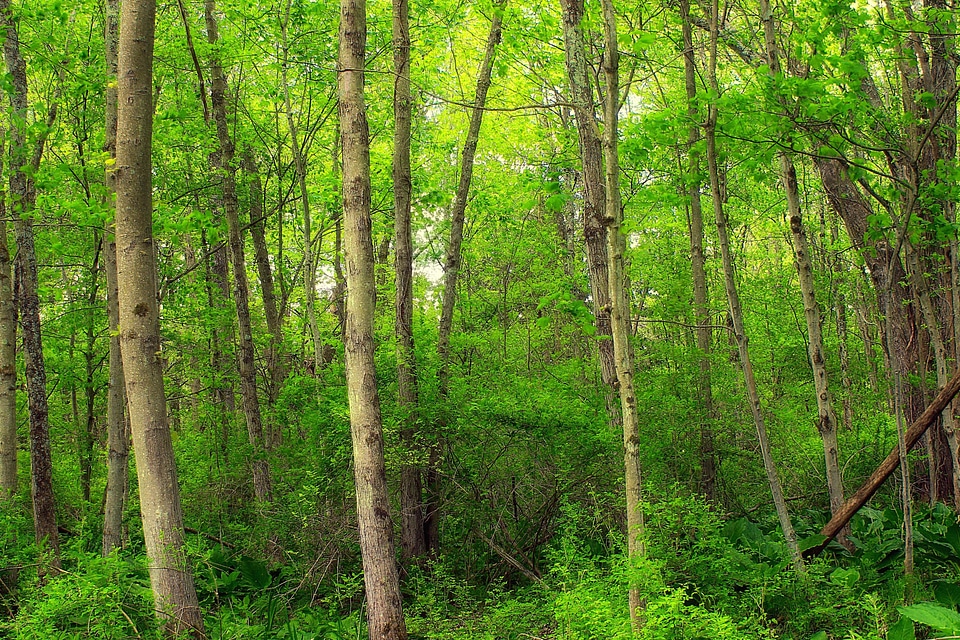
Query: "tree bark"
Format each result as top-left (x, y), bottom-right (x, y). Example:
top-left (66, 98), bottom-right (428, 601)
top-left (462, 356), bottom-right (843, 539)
top-left (339, 0), bottom-right (408, 637)
top-left (1, 0), bottom-right (60, 571)
top-left (432, 2), bottom-right (505, 555)
top-left (115, 0), bottom-right (204, 632)
top-left (600, 0), bottom-right (645, 626)
top-left (102, 0), bottom-right (129, 555)
top-left (711, 0), bottom-right (802, 570)
top-left (205, 0), bottom-right (272, 503)
top-left (280, 2), bottom-right (324, 372)
top-left (559, 0), bottom-right (618, 428)
top-left (905, 242), bottom-right (960, 509)
top-left (242, 151), bottom-right (285, 422)
top-left (679, 0), bottom-right (716, 502)
top-left (393, 0), bottom-right (425, 563)
top-left (0, 160), bottom-right (15, 501)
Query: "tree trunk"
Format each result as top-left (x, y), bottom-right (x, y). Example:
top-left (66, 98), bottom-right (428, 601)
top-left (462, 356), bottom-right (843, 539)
top-left (559, 0), bottom-right (618, 428)
top-left (905, 242), bottom-right (960, 509)
top-left (1, 0), bottom-right (60, 571)
top-left (393, 0), bottom-right (425, 564)
top-left (437, 2), bottom-right (505, 389)
top-left (829, 216), bottom-right (854, 431)
top-left (432, 2), bottom-right (505, 555)
top-left (758, 0), bottom-right (844, 526)
top-left (242, 151), bottom-right (285, 422)
top-left (600, 0), bottom-right (645, 626)
top-left (679, 0), bottom-right (716, 502)
top-left (101, 0), bottom-right (128, 555)
top-left (209, 238), bottom-right (235, 457)
top-left (0, 165), bottom-right (15, 500)
top-left (339, 0), bottom-right (408, 637)
top-left (205, 0), bottom-right (272, 503)
top-left (115, 0), bottom-right (204, 632)
top-left (280, 2), bottom-right (323, 372)
top-left (711, 0), bottom-right (802, 570)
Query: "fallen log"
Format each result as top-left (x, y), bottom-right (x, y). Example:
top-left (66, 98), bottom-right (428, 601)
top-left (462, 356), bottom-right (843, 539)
top-left (804, 367), bottom-right (960, 558)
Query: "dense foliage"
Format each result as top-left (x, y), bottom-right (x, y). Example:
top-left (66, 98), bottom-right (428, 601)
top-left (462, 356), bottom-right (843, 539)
top-left (1, 0), bottom-right (959, 637)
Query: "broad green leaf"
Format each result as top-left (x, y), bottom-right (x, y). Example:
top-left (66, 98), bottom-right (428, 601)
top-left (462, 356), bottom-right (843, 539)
top-left (899, 603), bottom-right (960, 635)
top-left (887, 616), bottom-right (915, 640)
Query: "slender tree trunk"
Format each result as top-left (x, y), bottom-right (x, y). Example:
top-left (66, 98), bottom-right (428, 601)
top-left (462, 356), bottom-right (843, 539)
top-left (600, 0), bottom-right (645, 626)
top-left (205, 0), bottom-right (272, 503)
top-left (437, 2), bottom-right (505, 389)
top-left (0, 158), bottom-right (15, 500)
top-left (679, 0), bottom-right (716, 502)
top-left (829, 216), bottom-right (854, 431)
top-left (905, 243), bottom-right (960, 509)
top-left (331, 126), bottom-right (347, 339)
top-left (781, 167), bottom-right (846, 534)
top-left (102, 0), bottom-right (128, 555)
top-left (116, 0), bottom-right (204, 633)
top-left (280, 4), bottom-right (323, 371)
top-left (709, 0), bottom-right (802, 570)
top-left (559, 0), bottom-right (618, 428)
top-left (432, 3), bottom-right (505, 555)
top-left (209, 239), bottom-right (235, 457)
top-left (1, 0), bottom-right (60, 571)
top-left (757, 0), bottom-right (845, 526)
top-left (81, 248), bottom-right (100, 504)
top-left (339, 0), bottom-right (408, 637)
top-left (242, 151), bottom-right (285, 420)
top-left (393, 0), bottom-right (425, 563)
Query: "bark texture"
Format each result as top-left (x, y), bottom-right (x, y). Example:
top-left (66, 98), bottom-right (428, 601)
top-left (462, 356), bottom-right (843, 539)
top-left (206, 0), bottom-right (272, 503)
top-left (393, 0), bottom-right (425, 563)
top-left (679, 0), bottom-right (716, 502)
top-left (339, 0), bottom-right (408, 637)
top-left (600, 0), bottom-right (645, 625)
top-left (102, 0), bottom-right (129, 556)
top-left (0, 186), bottom-right (15, 500)
top-left (1, 0), bottom-right (59, 569)
top-left (559, 0), bottom-right (618, 425)
top-left (115, 0), bottom-right (204, 633)
top-left (710, 0), bottom-right (802, 569)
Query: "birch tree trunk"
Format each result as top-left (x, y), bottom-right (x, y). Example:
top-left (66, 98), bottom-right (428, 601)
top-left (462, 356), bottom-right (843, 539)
top-left (0, 0), bottom-right (59, 571)
top-left (115, 0), bottom-right (204, 632)
top-left (205, 0), bottom-right (272, 503)
top-left (339, 0), bottom-right (408, 636)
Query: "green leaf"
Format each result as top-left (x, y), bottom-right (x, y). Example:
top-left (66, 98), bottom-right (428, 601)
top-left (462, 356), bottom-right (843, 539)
top-left (935, 583), bottom-right (960, 609)
top-left (918, 92), bottom-right (937, 110)
top-left (632, 32), bottom-right (656, 55)
top-left (809, 632), bottom-right (828, 640)
top-left (239, 555), bottom-right (272, 590)
top-left (899, 602), bottom-right (960, 635)
top-left (887, 616), bottom-right (915, 640)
